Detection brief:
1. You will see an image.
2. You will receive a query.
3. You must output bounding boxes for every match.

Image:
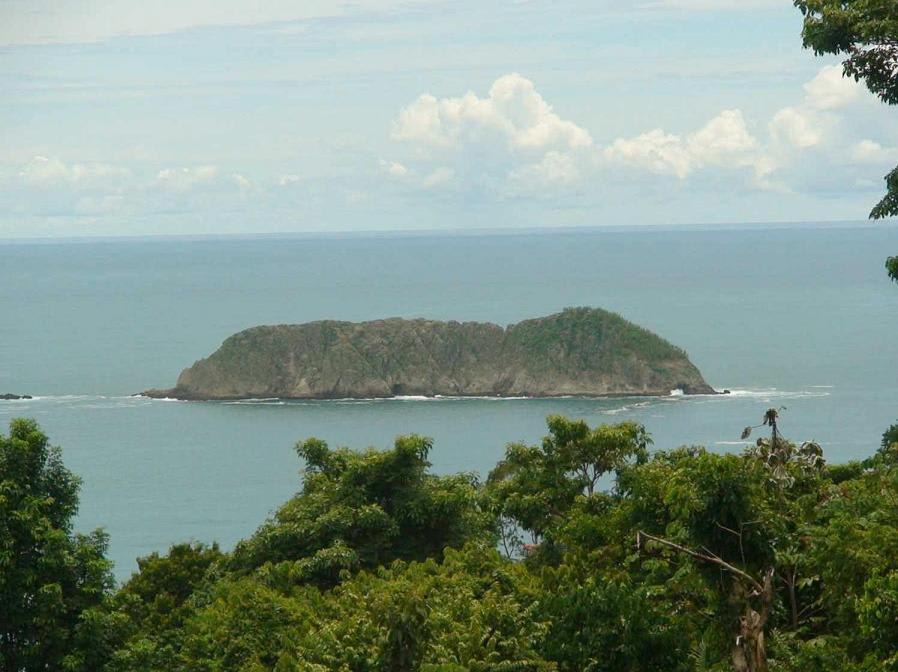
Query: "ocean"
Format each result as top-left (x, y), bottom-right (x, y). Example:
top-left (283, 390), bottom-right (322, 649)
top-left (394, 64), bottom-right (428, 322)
top-left (2, 224), bottom-right (896, 580)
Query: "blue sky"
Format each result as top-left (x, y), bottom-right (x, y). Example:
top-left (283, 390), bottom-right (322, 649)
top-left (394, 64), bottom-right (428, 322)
top-left (1, 0), bottom-right (896, 238)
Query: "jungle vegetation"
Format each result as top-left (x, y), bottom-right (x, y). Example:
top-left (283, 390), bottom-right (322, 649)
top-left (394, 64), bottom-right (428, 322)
top-left (3, 413), bottom-right (898, 672)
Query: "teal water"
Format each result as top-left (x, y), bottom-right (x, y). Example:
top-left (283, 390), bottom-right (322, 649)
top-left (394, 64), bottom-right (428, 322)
top-left (1, 225), bottom-right (896, 579)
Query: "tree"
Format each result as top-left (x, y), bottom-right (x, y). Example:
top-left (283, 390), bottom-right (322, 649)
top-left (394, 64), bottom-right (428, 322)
top-left (104, 542), bottom-right (224, 671)
top-left (882, 422), bottom-right (898, 462)
top-left (0, 418), bottom-right (113, 672)
top-left (632, 411), bottom-right (829, 672)
top-left (487, 416), bottom-right (649, 548)
top-left (794, 0), bottom-right (898, 281)
top-left (228, 434), bottom-right (492, 584)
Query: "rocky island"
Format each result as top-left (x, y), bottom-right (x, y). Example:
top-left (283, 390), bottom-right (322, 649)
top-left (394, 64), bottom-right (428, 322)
top-left (142, 307), bottom-right (715, 400)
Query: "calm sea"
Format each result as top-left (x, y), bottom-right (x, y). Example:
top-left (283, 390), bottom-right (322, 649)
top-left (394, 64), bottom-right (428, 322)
top-left (2, 225), bottom-right (897, 579)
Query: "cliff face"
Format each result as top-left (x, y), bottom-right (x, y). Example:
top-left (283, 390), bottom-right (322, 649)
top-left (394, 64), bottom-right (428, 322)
top-left (143, 308), bottom-right (715, 400)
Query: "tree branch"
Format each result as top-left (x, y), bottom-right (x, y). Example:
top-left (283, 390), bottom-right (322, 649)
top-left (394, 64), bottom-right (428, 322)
top-left (636, 530), bottom-right (763, 593)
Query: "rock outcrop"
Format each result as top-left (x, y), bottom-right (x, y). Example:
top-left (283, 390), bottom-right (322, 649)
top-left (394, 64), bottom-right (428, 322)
top-left (142, 307), bottom-right (715, 400)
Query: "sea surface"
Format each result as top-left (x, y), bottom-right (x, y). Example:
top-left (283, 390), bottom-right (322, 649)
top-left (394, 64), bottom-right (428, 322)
top-left (2, 224), bottom-right (897, 580)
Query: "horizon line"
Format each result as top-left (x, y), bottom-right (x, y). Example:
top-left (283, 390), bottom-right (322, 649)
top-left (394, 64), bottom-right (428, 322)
top-left (1, 217), bottom-right (896, 245)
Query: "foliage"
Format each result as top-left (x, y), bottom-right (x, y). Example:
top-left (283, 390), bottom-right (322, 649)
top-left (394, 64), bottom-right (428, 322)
top-left (487, 415), bottom-right (649, 547)
top-left (888, 256), bottom-right (898, 283)
top-left (105, 542), bottom-right (224, 671)
top-left (794, 0), bottom-right (898, 290)
top-left (228, 434), bottom-right (492, 584)
top-left (795, 0), bottom-right (898, 220)
top-left (8, 415), bottom-right (898, 672)
top-left (881, 421), bottom-right (898, 462)
top-left (506, 306), bottom-right (690, 367)
top-left (0, 419), bottom-right (114, 672)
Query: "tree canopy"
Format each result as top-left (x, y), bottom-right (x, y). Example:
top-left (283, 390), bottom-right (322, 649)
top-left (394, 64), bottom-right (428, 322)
top-left (6, 415), bottom-right (898, 671)
top-left (0, 419), bottom-right (113, 672)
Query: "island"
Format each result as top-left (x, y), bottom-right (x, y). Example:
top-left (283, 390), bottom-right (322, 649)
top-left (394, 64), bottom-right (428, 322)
top-left (141, 307), bottom-right (716, 400)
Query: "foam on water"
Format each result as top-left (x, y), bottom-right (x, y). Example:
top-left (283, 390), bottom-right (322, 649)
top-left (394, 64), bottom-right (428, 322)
top-left (721, 388), bottom-right (831, 400)
top-left (601, 400), bottom-right (655, 415)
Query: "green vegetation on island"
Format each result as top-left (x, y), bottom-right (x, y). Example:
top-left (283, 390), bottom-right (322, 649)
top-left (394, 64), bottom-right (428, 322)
top-left (4, 414), bottom-right (898, 672)
top-left (143, 308), bottom-right (715, 400)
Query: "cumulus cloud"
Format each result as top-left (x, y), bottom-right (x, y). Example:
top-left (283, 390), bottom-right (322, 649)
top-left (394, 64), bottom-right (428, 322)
top-left (388, 76), bottom-right (776, 194)
top-left (154, 165), bottom-right (219, 191)
top-left (509, 150), bottom-right (583, 189)
top-left (387, 74), bottom-right (595, 195)
top-left (20, 156), bottom-right (129, 186)
top-left (851, 140), bottom-right (898, 165)
top-left (761, 65), bottom-right (863, 158)
top-left (387, 65), bottom-right (894, 202)
top-left (769, 107), bottom-right (821, 149)
top-left (603, 110), bottom-right (759, 178)
top-left (603, 129), bottom-right (691, 178)
top-left (391, 73), bottom-right (592, 155)
top-left (804, 65), bottom-right (861, 110)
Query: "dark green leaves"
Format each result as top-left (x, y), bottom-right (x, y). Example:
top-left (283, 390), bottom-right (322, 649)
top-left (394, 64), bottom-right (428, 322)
top-left (0, 419), bottom-right (113, 672)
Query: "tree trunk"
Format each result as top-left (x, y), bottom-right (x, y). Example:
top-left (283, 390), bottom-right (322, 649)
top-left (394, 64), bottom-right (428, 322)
top-left (731, 569), bottom-right (774, 672)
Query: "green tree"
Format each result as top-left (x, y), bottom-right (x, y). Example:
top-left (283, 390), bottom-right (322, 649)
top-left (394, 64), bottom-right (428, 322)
top-left (175, 544), bottom-right (554, 672)
top-left (0, 418), bottom-right (113, 672)
top-left (53, 416), bottom-right (895, 672)
top-left (794, 0), bottom-right (898, 281)
top-left (487, 416), bottom-right (649, 547)
top-left (228, 434), bottom-right (492, 584)
top-left (626, 412), bottom-right (829, 672)
top-left (105, 542), bottom-right (224, 672)
top-left (881, 422), bottom-right (898, 462)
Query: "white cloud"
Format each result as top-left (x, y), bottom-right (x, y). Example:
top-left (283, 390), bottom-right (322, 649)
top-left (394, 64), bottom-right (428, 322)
top-left (381, 160), bottom-right (409, 177)
top-left (389, 73), bottom-right (594, 193)
top-left (769, 107), bottom-right (821, 148)
top-left (277, 174), bottom-right (302, 187)
top-left (19, 156), bottom-right (129, 186)
top-left (385, 65), bottom-right (891, 204)
top-left (603, 129), bottom-right (691, 178)
top-left (603, 110), bottom-right (759, 178)
top-left (20, 156), bottom-right (69, 184)
top-left (392, 73), bottom-right (592, 154)
top-left (509, 150), bottom-right (582, 188)
top-left (687, 109), bottom-right (758, 165)
top-left (422, 167), bottom-right (455, 188)
top-left (804, 65), bottom-right (861, 110)
top-left (232, 173), bottom-right (252, 189)
top-left (851, 140), bottom-right (898, 165)
top-left (154, 165), bottom-right (219, 190)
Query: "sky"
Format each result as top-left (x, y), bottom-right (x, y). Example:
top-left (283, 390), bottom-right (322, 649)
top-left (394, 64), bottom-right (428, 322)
top-left (1, 0), bottom-right (897, 238)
